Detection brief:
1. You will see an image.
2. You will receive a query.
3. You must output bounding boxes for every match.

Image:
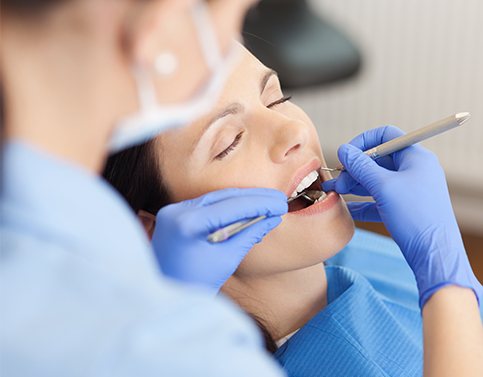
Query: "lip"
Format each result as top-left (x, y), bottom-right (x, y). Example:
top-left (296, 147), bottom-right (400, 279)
top-left (286, 158), bottom-right (322, 197)
top-left (286, 158), bottom-right (334, 198)
top-left (287, 191), bottom-right (340, 216)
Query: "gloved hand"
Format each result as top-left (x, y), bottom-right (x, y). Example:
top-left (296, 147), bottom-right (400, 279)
top-left (323, 126), bottom-right (482, 308)
top-left (152, 188), bottom-right (288, 294)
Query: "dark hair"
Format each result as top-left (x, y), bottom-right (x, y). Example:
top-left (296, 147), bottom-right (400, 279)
top-left (103, 140), bottom-right (278, 353)
top-left (2, 0), bottom-right (68, 15)
top-left (103, 140), bottom-right (170, 215)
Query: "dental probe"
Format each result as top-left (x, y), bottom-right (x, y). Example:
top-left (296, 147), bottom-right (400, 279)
top-left (207, 192), bottom-right (309, 243)
top-left (319, 112), bottom-right (471, 172)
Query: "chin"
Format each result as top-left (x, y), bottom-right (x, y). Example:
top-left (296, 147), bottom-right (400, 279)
top-left (236, 195), bottom-right (355, 277)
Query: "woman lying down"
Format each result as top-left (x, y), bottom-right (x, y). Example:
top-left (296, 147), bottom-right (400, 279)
top-left (103, 45), bottom-right (482, 376)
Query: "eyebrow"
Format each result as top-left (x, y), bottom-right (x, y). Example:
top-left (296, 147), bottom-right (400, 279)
top-left (190, 103), bottom-right (244, 153)
top-left (191, 69), bottom-right (279, 154)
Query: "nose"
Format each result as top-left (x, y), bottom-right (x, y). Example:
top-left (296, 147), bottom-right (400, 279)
top-left (263, 112), bottom-right (310, 164)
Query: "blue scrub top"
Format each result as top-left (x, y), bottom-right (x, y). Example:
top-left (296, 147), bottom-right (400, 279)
top-left (275, 230), bottom-right (424, 376)
top-left (328, 229), bottom-right (420, 311)
top-left (331, 229), bottom-right (483, 321)
top-left (0, 141), bottom-right (284, 377)
top-left (275, 265), bottom-right (423, 376)
top-left (276, 229), bottom-right (482, 376)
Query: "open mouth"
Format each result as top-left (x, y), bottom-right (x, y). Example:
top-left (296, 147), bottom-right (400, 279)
top-left (288, 169), bottom-right (328, 213)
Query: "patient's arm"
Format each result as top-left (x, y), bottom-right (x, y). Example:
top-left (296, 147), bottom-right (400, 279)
top-left (423, 286), bottom-right (483, 377)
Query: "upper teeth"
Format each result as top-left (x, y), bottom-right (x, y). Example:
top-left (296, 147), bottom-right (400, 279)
top-left (291, 170), bottom-right (319, 198)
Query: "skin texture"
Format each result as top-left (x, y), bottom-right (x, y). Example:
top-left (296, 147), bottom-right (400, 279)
top-left (146, 45), bottom-right (355, 339)
top-left (1, 0), bottom-right (257, 172)
top-left (422, 286), bottom-right (483, 377)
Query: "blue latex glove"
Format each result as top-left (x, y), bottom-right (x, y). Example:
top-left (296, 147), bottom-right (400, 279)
top-left (323, 126), bottom-right (482, 308)
top-left (152, 188), bottom-right (288, 293)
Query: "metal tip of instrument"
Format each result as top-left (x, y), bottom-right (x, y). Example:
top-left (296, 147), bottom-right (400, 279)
top-left (456, 112), bottom-right (471, 125)
top-left (303, 190), bottom-right (324, 202)
top-left (319, 167), bottom-right (341, 172)
top-left (287, 192), bottom-right (302, 203)
top-left (287, 190), bottom-right (323, 204)
top-left (301, 193), bottom-right (315, 203)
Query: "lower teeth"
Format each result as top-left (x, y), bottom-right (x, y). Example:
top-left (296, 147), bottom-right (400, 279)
top-left (314, 191), bottom-right (327, 203)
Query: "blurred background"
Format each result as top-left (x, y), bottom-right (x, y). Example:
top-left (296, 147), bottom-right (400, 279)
top-left (244, 0), bottom-right (483, 280)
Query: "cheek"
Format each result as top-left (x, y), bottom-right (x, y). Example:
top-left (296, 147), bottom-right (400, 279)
top-left (188, 156), bottom-right (282, 198)
top-left (289, 106), bottom-right (325, 159)
top-left (307, 124), bottom-right (324, 156)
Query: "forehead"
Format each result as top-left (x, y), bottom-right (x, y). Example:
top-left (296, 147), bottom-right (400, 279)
top-left (219, 45), bottom-right (268, 102)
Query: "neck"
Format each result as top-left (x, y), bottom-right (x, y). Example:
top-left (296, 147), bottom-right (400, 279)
top-left (4, 73), bottom-right (111, 173)
top-left (223, 262), bottom-right (327, 341)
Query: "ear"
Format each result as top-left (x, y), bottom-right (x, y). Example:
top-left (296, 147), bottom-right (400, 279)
top-left (137, 210), bottom-right (157, 239)
top-left (126, 0), bottom-right (190, 67)
top-left (122, 0), bottom-right (209, 103)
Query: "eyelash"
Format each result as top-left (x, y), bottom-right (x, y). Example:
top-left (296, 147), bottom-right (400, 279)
top-left (214, 95), bottom-right (292, 160)
top-left (215, 131), bottom-right (243, 160)
top-left (267, 95), bottom-right (292, 109)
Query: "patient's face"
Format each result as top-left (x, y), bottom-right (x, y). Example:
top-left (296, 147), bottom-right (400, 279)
top-left (155, 46), bottom-right (354, 277)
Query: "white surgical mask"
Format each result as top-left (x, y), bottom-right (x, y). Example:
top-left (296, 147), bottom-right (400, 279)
top-left (109, 1), bottom-right (240, 153)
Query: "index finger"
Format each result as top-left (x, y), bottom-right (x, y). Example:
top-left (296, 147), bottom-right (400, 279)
top-left (349, 126), bottom-right (405, 150)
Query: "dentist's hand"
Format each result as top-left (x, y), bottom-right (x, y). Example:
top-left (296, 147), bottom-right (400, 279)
top-left (323, 126), bottom-right (482, 308)
top-left (152, 188), bottom-right (287, 294)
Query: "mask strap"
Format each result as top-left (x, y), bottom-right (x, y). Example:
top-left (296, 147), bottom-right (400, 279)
top-left (191, 1), bottom-right (222, 71)
top-left (133, 66), bottom-right (159, 112)
top-left (134, 1), bottom-right (222, 113)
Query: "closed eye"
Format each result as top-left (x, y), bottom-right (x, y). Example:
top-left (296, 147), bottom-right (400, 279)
top-left (267, 95), bottom-right (292, 109)
top-left (214, 131), bottom-right (244, 160)
top-left (213, 96), bottom-right (291, 161)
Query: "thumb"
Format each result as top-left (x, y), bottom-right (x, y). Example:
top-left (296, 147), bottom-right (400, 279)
top-left (338, 144), bottom-right (385, 187)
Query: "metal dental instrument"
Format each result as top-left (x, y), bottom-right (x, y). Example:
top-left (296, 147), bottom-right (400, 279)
top-left (302, 190), bottom-right (324, 202)
top-left (319, 167), bottom-right (341, 172)
top-left (207, 112), bottom-right (470, 243)
top-left (319, 112), bottom-right (471, 172)
top-left (207, 192), bottom-right (310, 243)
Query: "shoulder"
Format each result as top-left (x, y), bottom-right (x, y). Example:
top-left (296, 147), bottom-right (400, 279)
top-left (1, 238), bottom-right (283, 376)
